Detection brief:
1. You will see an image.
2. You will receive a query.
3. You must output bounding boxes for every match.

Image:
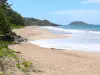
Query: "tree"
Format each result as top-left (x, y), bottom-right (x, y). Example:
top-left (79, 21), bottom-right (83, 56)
top-left (7, 9), bottom-right (25, 25)
top-left (0, 7), bottom-right (11, 35)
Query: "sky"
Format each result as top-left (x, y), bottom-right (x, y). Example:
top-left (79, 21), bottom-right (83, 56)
top-left (8, 0), bottom-right (100, 25)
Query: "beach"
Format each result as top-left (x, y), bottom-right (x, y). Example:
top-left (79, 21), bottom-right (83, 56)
top-left (9, 26), bottom-right (100, 75)
top-left (13, 26), bottom-right (70, 40)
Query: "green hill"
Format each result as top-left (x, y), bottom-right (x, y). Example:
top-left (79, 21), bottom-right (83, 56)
top-left (24, 17), bottom-right (60, 26)
top-left (69, 21), bottom-right (88, 25)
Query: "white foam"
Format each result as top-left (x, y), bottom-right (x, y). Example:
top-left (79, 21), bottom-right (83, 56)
top-left (29, 26), bottom-right (100, 52)
top-left (42, 26), bottom-right (100, 35)
top-left (42, 26), bottom-right (86, 34)
top-left (30, 40), bottom-right (100, 52)
top-left (89, 31), bottom-right (100, 35)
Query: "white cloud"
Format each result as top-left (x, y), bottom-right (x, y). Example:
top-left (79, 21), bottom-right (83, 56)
top-left (81, 0), bottom-right (100, 4)
top-left (49, 9), bottom-right (99, 15)
top-left (48, 9), bottom-right (100, 24)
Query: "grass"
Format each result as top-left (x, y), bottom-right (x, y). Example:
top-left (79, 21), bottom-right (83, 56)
top-left (0, 41), bottom-right (16, 58)
top-left (10, 24), bottom-right (24, 29)
top-left (16, 59), bottom-right (32, 72)
top-left (0, 41), bottom-right (33, 74)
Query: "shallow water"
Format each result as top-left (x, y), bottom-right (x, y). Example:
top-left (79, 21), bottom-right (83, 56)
top-left (30, 26), bottom-right (100, 52)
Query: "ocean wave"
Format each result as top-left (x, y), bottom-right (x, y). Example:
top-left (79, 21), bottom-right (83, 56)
top-left (33, 26), bottom-right (100, 52)
top-left (42, 26), bottom-right (100, 35)
top-left (89, 31), bottom-right (100, 35)
top-left (30, 40), bottom-right (100, 52)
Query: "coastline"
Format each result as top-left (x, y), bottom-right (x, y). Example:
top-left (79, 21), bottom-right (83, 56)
top-left (9, 26), bottom-right (100, 75)
top-left (13, 26), bottom-right (70, 41)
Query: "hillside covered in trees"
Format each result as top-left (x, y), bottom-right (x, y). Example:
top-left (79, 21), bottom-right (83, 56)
top-left (7, 9), bottom-right (60, 27)
top-left (24, 17), bottom-right (60, 26)
top-left (69, 21), bottom-right (88, 25)
top-left (2, 4), bottom-right (60, 27)
top-left (0, 1), bottom-right (60, 29)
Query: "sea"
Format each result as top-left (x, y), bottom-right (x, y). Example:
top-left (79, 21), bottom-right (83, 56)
top-left (30, 25), bottom-right (100, 52)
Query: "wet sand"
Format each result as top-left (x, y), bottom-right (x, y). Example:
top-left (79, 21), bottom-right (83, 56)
top-left (9, 26), bottom-right (100, 75)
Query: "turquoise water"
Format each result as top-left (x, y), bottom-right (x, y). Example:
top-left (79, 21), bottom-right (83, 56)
top-left (59, 25), bottom-right (100, 31)
top-left (30, 25), bottom-right (100, 52)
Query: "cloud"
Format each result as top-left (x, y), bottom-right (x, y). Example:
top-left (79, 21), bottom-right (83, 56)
top-left (49, 9), bottom-right (99, 15)
top-left (81, 0), bottom-right (100, 4)
top-left (48, 9), bottom-right (100, 24)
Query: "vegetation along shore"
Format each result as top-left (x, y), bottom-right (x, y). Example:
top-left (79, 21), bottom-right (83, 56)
top-left (0, 0), bottom-right (100, 75)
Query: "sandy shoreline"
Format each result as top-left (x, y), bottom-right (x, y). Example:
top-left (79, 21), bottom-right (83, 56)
top-left (13, 26), bottom-right (70, 41)
top-left (9, 26), bottom-right (100, 75)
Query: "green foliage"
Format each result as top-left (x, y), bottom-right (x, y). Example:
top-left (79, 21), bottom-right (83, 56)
top-left (22, 60), bottom-right (32, 69)
top-left (24, 17), bottom-right (60, 26)
top-left (10, 23), bottom-right (24, 29)
top-left (16, 59), bottom-right (32, 72)
top-left (0, 0), bottom-right (59, 37)
top-left (0, 0), bottom-right (25, 36)
top-left (0, 41), bottom-right (16, 58)
top-left (5, 72), bottom-right (10, 75)
top-left (16, 63), bottom-right (20, 69)
top-left (7, 9), bottom-right (25, 26)
top-left (21, 68), bottom-right (28, 72)
top-left (0, 0), bottom-right (59, 31)
top-left (0, 41), bottom-right (33, 74)
top-left (0, 7), bottom-right (11, 35)
top-left (0, 1), bottom-right (33, 74)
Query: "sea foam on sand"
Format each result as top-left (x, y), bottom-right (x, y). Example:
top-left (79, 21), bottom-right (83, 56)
top-left (30, 26), bottom-right (100, 52)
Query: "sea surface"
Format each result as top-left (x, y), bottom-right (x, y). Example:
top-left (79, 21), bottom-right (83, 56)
top-left (30, 25), bottom-right (100, 52)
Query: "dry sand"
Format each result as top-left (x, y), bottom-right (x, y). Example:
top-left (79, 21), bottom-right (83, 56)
top-left (13, 26), bottom-right (70, 40)
top-left (9, 26), bottom-right (100, 75)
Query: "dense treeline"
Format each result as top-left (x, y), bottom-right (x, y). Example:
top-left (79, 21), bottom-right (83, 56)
top-left (4, 6), bottom-right (60, 27)
top-left (0, 1), bottom-right (60, 28)
top-left (0, 0), bottom-right (25, 41)
top-left (7, 9), bottom-right (60, 26)
top-left (24, 17), bottom-right (60, 26)
top-left (0, 0), bottom-right (60, 41)
top-left (0, 0), bottom-right (25, 32)
top-left (5, 8), bottom-right (60, 27)
top-left (0, 0), bottom-right (60, 36)
top-left (7, 9), bottom-right (25, 25)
